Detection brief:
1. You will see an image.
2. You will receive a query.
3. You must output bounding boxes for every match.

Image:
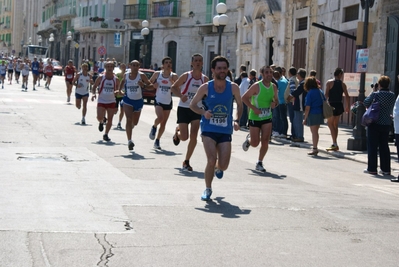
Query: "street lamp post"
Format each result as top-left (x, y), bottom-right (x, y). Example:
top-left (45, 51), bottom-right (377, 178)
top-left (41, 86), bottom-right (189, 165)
top-left (141, 20), bottom-right (149, 68)
top-left (213, 3), bottom-right (229, 56)
top-left (66, 31), bottom-right (72, 64)
top-left (20, 40), bottom-right (24, 57)
top-left (49, 33), bottom-right (54, 59)
top-left (347, 0), bottom-right (374, 151)
top-left (38, 35), bottom-right (42, 46)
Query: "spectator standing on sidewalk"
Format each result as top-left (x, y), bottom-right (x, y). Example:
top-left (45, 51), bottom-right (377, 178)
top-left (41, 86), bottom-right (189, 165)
top-left (325, 68), bottom-right (350, 151)
top-left (234, 64), bottom-right (247, 85)
top-left (303, 76), bottom-right (324, 156)
top-left (275, 67), bottom-right (289, 138)
top-left (363, 75), bottom-right (395, 176)
top-left (239, 72), bottom-right (250, 128)
top-left (285, 67), bottom-right (298, 139)
top-left (287, 68), bottom-right (306, 142)
top-left (393, 74), bottom-right (399, 182)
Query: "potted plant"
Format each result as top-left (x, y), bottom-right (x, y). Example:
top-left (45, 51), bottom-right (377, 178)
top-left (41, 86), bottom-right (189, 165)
top-left (90, 16), bottom-right (99, 22)
top-left (114, 18), bottom-right (120, 22)
top-left (33, 23), bottom-right (38, 27)
top-left (98, 17), bottom-right (105, 22)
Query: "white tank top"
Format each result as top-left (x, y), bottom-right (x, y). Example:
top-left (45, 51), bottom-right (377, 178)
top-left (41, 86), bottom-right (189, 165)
top-left (178, 71), bottom-right (205, 108)
top-left (7, 62), bottom-right (13, 70)
top-left (97, 75), bottom-right (116, 104)
top-left (124, 72), bottom-right (142, 100)
top-left (75, 72), bottom-right (90, 95)
top-left (155, 71), bottom-right (173, 104)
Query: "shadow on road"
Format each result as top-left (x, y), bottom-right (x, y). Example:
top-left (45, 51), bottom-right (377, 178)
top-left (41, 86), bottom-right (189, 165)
top-left (118, 153), bottom-right (151, 160)
top-left (174, 168), bottom-right (204, 179)
top-left (247, 169), bottom-right (286, 179)
top-left (151, 149), bottom-right (181, 156)
top-left (195, 197), bottom-right (251, 218)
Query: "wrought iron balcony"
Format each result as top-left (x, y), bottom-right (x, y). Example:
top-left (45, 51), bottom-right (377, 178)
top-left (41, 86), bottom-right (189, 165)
top-left (123, 4), bottom-right (150, 20)
top-left (152, 1), bottom-right (181, 18)
top-left (56, 5), bottom-right (77, 19)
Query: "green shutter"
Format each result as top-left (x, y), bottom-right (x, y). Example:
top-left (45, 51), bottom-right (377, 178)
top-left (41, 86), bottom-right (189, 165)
top-left (206, 0), bottom-right (213, 23)
top-left (139, 0), bottom-right (147, 19)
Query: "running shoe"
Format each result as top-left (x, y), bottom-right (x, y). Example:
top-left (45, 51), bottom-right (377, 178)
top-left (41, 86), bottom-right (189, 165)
top-left (33, 87), bottom-right (36, 91)
top-left (98, 122), bottom-right (104, 132)
top-left (81, 118), bottom-right (86, 125)
top-left (242, 134), bottom-right (250, 151)
top-left (256, 162), bottom-right (266, 172)
top-left (327, 144), bottom-right (339, 151)
top-left (173, 127), bottom-right (180, 146)
top-left (154, 139), bottom-right (161, 150)
top-left (182, 160), bottom-right (193, 172)
top-left (117, 122), bottom-right (122, 129)
top-left (103, 134), bottom-right (111, 142)
top-left (128, 140), bottom-right (135, 151)
top-left (201, 189), bottom-right (212, 201)
top-left (149, 126), bottom-right (157, 140)
top-left (215, 168), bottom-right (224, 179)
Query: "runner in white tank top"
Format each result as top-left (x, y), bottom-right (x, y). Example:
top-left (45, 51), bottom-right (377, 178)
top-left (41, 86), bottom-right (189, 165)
top-left (119, 60), bottom-right (154, 151)
top-left (155, 71), bottom-right (173, 105)
top-left (91, 61), bottom-right (120, 142)
top-left (72, 63), bottom-right (92, 125)
top-left (171, 54), bottom-right (209, 172)
top-left (148, 57), bottom-right (178, 149)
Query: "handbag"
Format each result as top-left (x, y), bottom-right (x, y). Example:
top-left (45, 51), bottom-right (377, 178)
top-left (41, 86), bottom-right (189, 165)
top-left (361, 94), bottom-right (380, 126)
top-left (319, 90), bottom-right (334, 119)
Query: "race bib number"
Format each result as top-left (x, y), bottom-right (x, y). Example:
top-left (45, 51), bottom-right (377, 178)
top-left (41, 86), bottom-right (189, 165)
top-left (259, 107), bottom-right (271, 118)
top-left (210, 114), bottom-right (228, 127)
top-left (67, 74), bottom-right (73, 79)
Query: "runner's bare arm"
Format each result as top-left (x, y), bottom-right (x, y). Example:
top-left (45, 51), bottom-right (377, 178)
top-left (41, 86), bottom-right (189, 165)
top-left (190, 83), bottom-right (210, 119)
top-left (242, 83), bottom-right (261, 115)
top-left (171, 72), bottom-right (188, 98)
top-left (139, 73), bottom-right (154, 90)
top-left (232, 83), bottom-right (243, 131)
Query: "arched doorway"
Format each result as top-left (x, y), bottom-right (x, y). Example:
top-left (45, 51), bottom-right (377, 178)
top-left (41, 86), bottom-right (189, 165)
top-left (167, 41), bottom-right (177, 72)
top-left (385, 15), bottom-right (399, 95)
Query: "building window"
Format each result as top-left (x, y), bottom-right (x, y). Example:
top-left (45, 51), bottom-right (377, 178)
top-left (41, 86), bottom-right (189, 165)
top-left (343, 4), bottom-right (359, 22)
top-left (297, 17), bottom-right (308, 31)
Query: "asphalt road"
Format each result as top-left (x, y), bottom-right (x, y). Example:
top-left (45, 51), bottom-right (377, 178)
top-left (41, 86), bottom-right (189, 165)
top-left (1, 75), bottom-right (398, 267)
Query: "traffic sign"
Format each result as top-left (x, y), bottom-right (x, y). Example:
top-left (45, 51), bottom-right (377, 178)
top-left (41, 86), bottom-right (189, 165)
top-left (98, 46), bottom-right (106, 56)
top-left (75, 43), bottom-right (79, 49)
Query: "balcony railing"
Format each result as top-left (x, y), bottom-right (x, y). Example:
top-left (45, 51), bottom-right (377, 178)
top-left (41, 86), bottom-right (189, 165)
top-left (91, 18), bottom-right (125, 31)
top-left (152, 1), bottom-right (181, 18)
top-left (123, 4), bottom-right (150, 20)
top-left (57, 5), bottom-right (77, 18)
top-left (73, 16), bottom-right (93, 30)
top-left (37, 19), bottom-right (52, 32)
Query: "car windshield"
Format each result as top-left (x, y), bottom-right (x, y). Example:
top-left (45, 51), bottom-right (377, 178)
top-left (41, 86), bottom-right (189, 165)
top-left (52, 61), bottom-right (61, 66)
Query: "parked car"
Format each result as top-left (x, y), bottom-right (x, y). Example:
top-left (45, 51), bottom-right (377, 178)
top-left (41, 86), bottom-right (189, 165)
top-left (42, 58), bottom-right (63, 76)
top-left (140, 68), bottom-right (156, 103)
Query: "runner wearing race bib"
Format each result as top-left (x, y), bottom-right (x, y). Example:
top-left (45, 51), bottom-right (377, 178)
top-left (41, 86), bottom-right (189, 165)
top-left (7, 59), bottom-right (14, 85)
top-left (0, 60), bottom-right (7, 89)
top-left (148, 57), bottom-right (178, 150)
top-left (171, 53), bottom-right (209, 172)
top-left (189, 56), bottom-right (243, 201)
top-left (72, 63), bottom-right (92, 125)
top-left (91, 61), bottom-right (120, 142)
top-left (119, 60), bottom-right (153, 151)
top-left (44, 60), bottom-right (54, 89)
top-left (241, 65), bottom-right (278, 173)
top-left (64, 60), bottom-right (76, 103)
top-left (21, 62), bottom-right (30, 91)
top-left (31, 57), bottom-right (40, 91)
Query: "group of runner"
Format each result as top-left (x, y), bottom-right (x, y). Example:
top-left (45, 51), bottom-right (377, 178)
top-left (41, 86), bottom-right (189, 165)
top-left (0, 56), bottom-right (55, 91)
top-left (68, 54), bottom-right (279, 201)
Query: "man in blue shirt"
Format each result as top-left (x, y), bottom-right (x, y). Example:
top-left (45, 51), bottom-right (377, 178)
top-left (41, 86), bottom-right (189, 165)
top-left (31, 57), bottom-right (40, 91)
top-left (273, 67), bottom-right (288, 138)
